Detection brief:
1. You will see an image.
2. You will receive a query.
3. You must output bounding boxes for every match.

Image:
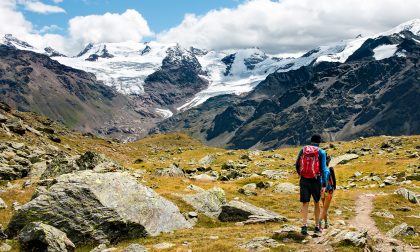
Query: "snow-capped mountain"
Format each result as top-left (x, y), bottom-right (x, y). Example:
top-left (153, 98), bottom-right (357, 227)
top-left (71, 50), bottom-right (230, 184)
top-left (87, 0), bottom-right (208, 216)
top-left (2, 19), bottom-right (420, 116)
top-left (0, 34), bottom-right (66, 57)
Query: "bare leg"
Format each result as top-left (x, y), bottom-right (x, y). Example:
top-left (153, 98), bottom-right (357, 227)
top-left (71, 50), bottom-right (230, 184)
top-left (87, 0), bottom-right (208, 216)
top-left (314, 201), bottom-right (321, 226)
top-left (301, 202), bottom-right (309, 226)
top-left (321, 193), bottom-right (333, 221)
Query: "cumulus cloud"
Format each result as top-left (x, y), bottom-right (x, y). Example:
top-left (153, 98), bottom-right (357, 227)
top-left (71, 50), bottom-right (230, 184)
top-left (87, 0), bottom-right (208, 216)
top-left (20, 0), bottom-right (65, 14)
top-left (68, 9), bottom-right (153, 47)
top-left (39, 24), bottom-right (62, 33)
top-left (0, 0), bottom-right (33, 37)
top-left (157, 0), bottom-right (420, 53)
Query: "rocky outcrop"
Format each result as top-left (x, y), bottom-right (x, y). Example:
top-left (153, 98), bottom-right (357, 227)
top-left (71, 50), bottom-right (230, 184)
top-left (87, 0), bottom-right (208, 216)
top-left (329, 154), bottom-right (359, 167)
top-left (154, 164), bottom-right (184, 177)
top-left (18, 222), bottom-right (75, 252)
top-left (7, 171), bottom-right (192, 245)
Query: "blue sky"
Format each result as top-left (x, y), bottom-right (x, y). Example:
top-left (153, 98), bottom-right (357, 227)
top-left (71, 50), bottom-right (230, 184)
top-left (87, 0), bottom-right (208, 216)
top-left (21, 0), bottom-right (245, 35)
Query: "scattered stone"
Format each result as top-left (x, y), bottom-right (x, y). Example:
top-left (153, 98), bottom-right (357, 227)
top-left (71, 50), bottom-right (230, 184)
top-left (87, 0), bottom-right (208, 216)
top-left (133, 159), bottom-right (144, 164)
top-left (384, 176), bottom-right (397, 185)
top-left (48, 135), bottom-right (61, 143)
top-left (242, 183), bottom-right (257, 191)
top-left (374, 210), bottom-right (394, 219)
top-left (395, 188), bottom-right (419, 204)
top-left (199, 155), bottom-right (216, 167)
top-left (240, 154), bottom-right (252, 161)
top-left (272, 225), bottom-right (305, 241)
top-left (191, 174), bottom-right (217, 181)
top-left (0, 242), bottom-right (11, 252)
top-left (239, 237), bottom-right (281, 251)
top-left (18, 222), bottom-right (75, 252)
top-left (185, 184), bottom-right (205, 192)
top-left (238, 188), bottom-right (257, 196)
top-left (182, 187), bottom-right (226, 218)
top-left (353, 171), bottom-right (362, 177)
top-left (208, 236), bottom-right (219, 240)
top-left (90, 244), bottom-right (108, 252)
top-left (22, 180), bottom-right (32, 188)
top-left (0, 164), bottom-right (30, 180)
top-left (7, 171), bottom-right (192, 245)
top-left (330, 154), bottom-right (359, 167)
top-left (221, 160), bottom-right (237, 170)
top-left (332, 230), bottom-right (368, 247)
top-left (405, 173), bottom-right (420, 181)
top-left (396, 207), bottom-right (412, 212)
top-left (153, 242), bottom-right (175, 250)
top-left (0, 198), bottom-right (7, 209)
top-left (386, 223), bottom-right (416, 237)
top-left (272, 183), bottom-right (298, 194)
top-left (256, 181), bottom-right (272, 189)
top-left (261, 170), bottom-right (288, 180)
top-left (123, 243), bottom-right (147, 252)
top-left (6, 119), bottom-right (26, 135)
top-left (155, 164), bottom-right (184, 177)
top-left (219, 199), bottom-right (287, 223)
top-left (272, 154), bottom-right (285, 160)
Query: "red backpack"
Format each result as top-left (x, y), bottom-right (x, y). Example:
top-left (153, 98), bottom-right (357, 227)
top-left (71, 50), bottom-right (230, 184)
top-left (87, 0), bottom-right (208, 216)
top-left (299, 146), bottom-right (320, 178)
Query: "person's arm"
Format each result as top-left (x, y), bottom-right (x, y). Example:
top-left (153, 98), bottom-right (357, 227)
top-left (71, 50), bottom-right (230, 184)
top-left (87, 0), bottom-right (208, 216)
top-left (295, 149), bottom-right (303, 175)
top-left (319, 149), bottom-right (329, 187)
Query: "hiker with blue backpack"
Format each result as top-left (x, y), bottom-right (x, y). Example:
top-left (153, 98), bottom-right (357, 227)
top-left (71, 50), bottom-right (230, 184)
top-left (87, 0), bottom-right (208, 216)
top-left (295, 134), bottom-right (330, 235)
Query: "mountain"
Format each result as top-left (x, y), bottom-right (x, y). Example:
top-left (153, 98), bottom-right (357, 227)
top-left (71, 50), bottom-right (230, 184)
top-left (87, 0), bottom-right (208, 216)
top-left (152, 20), bottom-right (420, 149)
top-left (0, 44), bottom-right (155, 141)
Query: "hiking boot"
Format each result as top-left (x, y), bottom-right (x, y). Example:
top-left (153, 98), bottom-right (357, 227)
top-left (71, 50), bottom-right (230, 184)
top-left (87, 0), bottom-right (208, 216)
top-left (301, 225), bottom-right (308, 235)
top-left (324, 220), bottom-right (329, 229)
top-left (314, 226), bottom-right (322, 234)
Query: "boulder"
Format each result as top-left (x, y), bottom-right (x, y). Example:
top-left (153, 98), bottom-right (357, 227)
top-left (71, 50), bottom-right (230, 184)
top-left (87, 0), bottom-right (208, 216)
top-left (373, 211), bottom-right (394, 219)
top-left (182, 187), bottom-right (226, 218)
top-left (330, 154), bottom-right (359, 167)
top-left (40, 153), bottom-right (78, 179)
top-left (218, 200), bottom-right (287, 223)
top-left (239, 237), bottom-right (281, 251)
top-left (256, 181), bottom-right (272, 189)
top-left (386, 223), bottom-right (416, 237)
top-left (198, 155), bottom-right (216, 167)
top-left (5, 119), bottom-right (26, 135)
top-left (18, 222), bottom-right (75, 252)
top-left (221, 160), bottom-right (237, 170)
top-left (272, 183), bottom-right (298, 194)
top-left (7, 171), bottom-right (191, 245)
top-left (395, 188), bottom-right (419, 204)
top-left (332, 230), bottom-right (368, 247)
top-left (123, 243), bottom-right (147, 252)
top-left (154, 164), bottom-right (184, 177)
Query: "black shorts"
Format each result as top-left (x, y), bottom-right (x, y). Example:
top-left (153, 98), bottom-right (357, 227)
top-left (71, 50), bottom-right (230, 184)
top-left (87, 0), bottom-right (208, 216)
top-left (300, 177), bottom-right (322, 203)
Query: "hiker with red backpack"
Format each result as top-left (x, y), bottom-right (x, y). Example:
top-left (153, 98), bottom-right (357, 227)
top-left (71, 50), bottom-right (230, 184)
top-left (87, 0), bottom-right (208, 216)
top-left (295, 134), bottom-right (330, 235)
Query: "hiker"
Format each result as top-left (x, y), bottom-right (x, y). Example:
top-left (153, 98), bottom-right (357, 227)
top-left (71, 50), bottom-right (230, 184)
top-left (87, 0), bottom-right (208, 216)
top-left (295, 134), bottom-right (329, 235)
top-left (319, 155), bottom-right (336, 229)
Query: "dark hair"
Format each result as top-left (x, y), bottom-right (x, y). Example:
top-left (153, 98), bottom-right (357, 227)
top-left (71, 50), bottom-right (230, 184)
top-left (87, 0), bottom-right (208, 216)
top-left (310, 134), bottom-right (322, 143)
top-left (326, 155), bottom-right (331, 166)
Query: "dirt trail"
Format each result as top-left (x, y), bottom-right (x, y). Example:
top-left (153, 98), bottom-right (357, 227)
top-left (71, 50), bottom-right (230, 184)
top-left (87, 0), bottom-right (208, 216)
top-left (351, 193), bottom-right (413, 252)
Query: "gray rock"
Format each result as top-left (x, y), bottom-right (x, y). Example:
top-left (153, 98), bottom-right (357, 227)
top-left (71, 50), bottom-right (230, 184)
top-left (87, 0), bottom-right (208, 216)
top-left (395, 188), bottom-right (419, 204)
top-left (0, 164), bottom-right (30, 180)
top-left (330, 154), bottom-right (359, 167)
top-left (332, 230), bottom-right (368, 247)
top-left (221, 160), bottom-right (237, 170)
top-left (240, 154), bottom-right (252, 161)
top-left (272, 183), bottom-right (298, 194)
top-left (5, 119), bottom-right (26, 135)
top-left (373, 211), bottom-right (394, 219)
top-left (90, 244), bottom-right (108, 252)
top-left (255, 181), bottom-right (272, 189)
top-left (182, 187), bottom-right (226, 218)
top-left (218, 200), bottom-right (287, 223)
top-left (242, 183), bottom-right (257, 191)
top-left (239, 237), bottom-right (281, 251)
top-left (18, 222), bottom-right (75, 252)
top-left (198, 154), bottom-right (216, 167)
top-left (7, 171), bottom-right (191, 245)
top-left (384, 176), bottom-right (397, 185)
top-left (40, 153), bottom-right (79, 179)
top-left (272, 225), bottom-right (305, 241)
top-left (0, 198), bottom-right (7, 209)
top-left (261, 170), bottom-right (288, 180)
top-left (0, 242), bottom-right (11, 252)
top-left (29, 161), bottom-right (48, 177)
top-left (155, 164), bottom-right (184, 177)
top-left (238, 188), bottom-right (257, 196)
top-left (386, 223), bottom-right (416, 237)
top-left (191, 174), bottom-right (217, 181)
top-left (0, 114), bottom-right (7, 123)
top-left (123, 243), bottom-right (147, 252)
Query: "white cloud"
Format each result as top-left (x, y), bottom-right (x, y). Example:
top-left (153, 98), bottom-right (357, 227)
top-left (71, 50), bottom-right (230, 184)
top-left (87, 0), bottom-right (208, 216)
top-left (39, 24), bottom-right (62, 33)
top-left (20, 1), bottom-right (65, 14)
top-left (68, 9), bottom-right (153, 47)
top-left (52, 0), bottom-right (63, 3)
top-left (0, 0), bottom-right (33, 37)
top-left (157, 0), bottom-right (420, 53)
